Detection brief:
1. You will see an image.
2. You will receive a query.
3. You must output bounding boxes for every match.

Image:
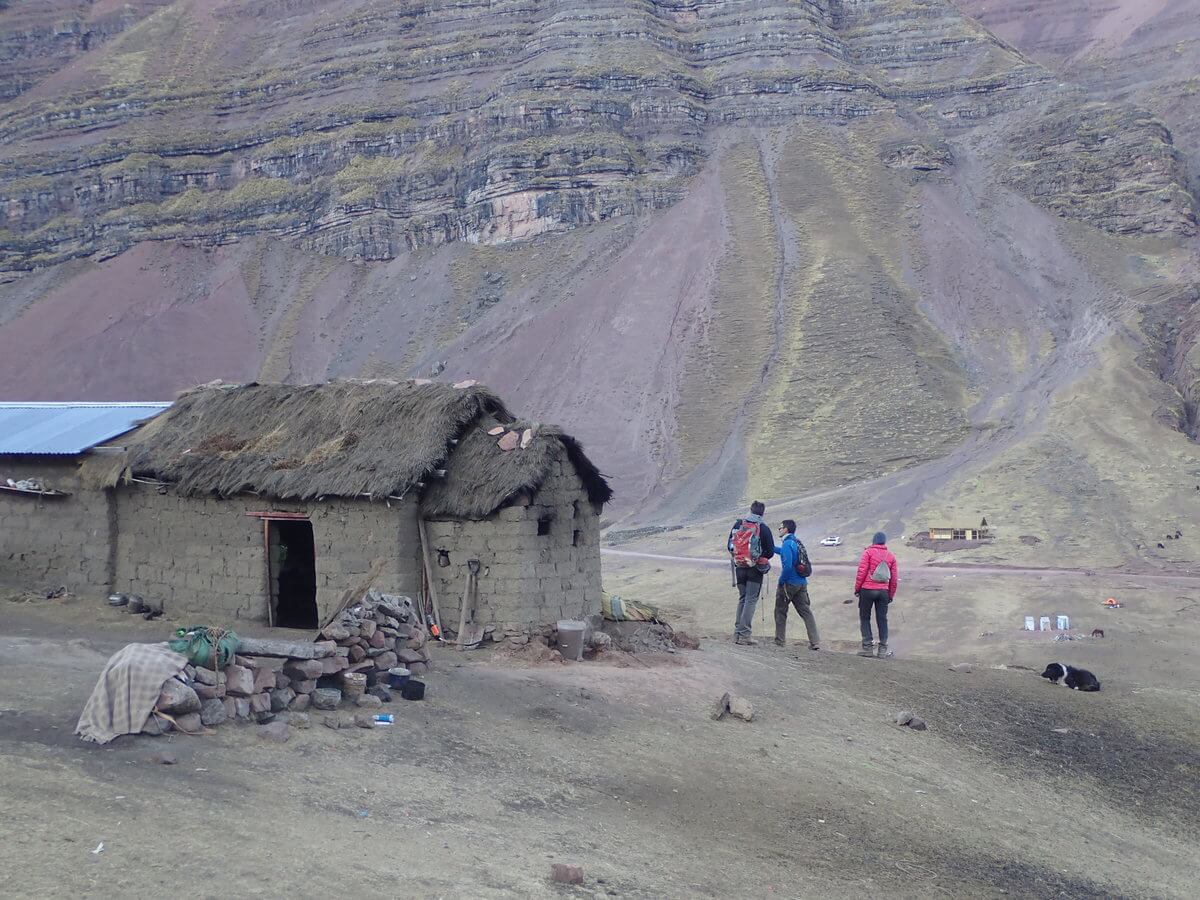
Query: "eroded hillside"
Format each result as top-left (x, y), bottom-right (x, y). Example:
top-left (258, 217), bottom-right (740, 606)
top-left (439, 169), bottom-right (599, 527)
top-left (1, 0), bottom-right (1198, 564)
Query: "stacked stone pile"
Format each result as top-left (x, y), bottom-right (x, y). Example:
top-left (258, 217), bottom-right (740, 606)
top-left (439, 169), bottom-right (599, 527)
top-left (145, 592), bottom-right (431, 735)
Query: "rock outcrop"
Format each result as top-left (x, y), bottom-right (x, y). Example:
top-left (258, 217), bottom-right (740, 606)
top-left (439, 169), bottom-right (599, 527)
top-left (0, 0), bottom-right (1072, 273)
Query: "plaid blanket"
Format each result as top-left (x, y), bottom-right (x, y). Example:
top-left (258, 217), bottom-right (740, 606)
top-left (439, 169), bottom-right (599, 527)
top-left (75, 642), bottom-right (188, 745)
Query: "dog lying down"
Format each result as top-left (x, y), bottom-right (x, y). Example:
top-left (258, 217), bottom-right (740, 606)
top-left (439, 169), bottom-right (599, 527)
top-left (1041, 662), bottom-right (1101, 692)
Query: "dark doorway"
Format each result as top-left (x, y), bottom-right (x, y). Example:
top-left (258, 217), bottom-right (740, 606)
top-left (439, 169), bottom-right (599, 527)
top-left (268, 520), bottom-right (317, 629)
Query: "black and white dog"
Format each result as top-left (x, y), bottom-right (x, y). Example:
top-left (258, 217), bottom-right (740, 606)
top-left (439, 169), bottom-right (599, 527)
top-left (1040, 662), bottom-right (1101, 692)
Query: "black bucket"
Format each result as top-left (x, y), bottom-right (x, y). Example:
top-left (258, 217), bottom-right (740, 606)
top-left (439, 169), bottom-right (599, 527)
top-left (401, 679), bottom-right (425, 701)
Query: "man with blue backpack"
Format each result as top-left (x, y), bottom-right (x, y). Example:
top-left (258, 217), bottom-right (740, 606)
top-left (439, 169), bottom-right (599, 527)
top-left (774, 519), bottom-right (820, 650)
top-left (727, 501), bottom-right (775, 645)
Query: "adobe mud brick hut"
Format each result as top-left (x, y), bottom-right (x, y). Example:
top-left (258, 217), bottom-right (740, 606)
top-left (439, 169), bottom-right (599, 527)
top-left (4, 381), bottom-right (610, 634)
top-left (0, 402), bottom-right (170, 589)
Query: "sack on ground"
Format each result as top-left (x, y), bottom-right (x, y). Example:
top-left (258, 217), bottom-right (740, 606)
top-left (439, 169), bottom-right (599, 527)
top-left (602, 592), bottom-right (661, 623)
top-left (168, 626), bottom-right (239, 669)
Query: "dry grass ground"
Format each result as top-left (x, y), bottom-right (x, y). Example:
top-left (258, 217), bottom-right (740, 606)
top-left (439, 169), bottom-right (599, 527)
top-left (2, 569), bottom-right (1198, 898)
top-left (602, 551), bottom-right (1200, 695)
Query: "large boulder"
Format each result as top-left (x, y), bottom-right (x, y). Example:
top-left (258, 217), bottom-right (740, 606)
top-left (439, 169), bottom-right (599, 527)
top-left (156, 678), bottom-right (201, 715)
top-left (199, 698), bottom-right (228, 726)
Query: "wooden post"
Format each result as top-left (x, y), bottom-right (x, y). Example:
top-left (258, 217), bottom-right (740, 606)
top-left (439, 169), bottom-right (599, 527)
top-left (456, 572), bottom-right (472, 650)
top-left (263, 518), bottom-right (273, 628)
top-left (416, 518), bottom-right (443, 638)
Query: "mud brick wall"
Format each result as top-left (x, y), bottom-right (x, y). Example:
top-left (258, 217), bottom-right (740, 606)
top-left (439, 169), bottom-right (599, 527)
top-left (426, 445), bottom-right (602, 632)
top-left (114, 483), bottom-right (421, 623)
top-left (0, 457), bottom-right (113, 592)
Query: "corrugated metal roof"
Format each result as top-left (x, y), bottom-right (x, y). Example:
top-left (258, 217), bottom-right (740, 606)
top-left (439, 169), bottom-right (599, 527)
top-left (0, 402), bottom-right (170, 455)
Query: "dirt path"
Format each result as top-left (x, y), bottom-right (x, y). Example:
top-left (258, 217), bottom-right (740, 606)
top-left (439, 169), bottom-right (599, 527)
top-left (601, 547), bottom-right (1200, 583)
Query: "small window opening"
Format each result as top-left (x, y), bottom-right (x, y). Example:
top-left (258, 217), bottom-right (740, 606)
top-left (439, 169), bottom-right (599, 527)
top-left (268, 519), bottom-right (318, 629)
top-left (572, 529), bottom-right (581, 546)
top-left (537, 516), bottom-right (552, 536)
top-left (572, 500), bottom-right (581, 518)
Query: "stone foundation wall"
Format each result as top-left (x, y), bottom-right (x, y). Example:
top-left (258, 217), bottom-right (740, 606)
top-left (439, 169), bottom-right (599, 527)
top-left (114, 484), bottom-right (421, 624)
top-left (0, 457), bottom-right (112, 593)
top-left (425, 445), bottom-right (602, 632)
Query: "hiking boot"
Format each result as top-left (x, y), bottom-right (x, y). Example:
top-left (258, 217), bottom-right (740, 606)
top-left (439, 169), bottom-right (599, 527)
top-left (773, 637), bottom-right (786, 647)
top-left (857, 644), bottom-right (875, 658)
top-left (810, 644), bottom-right (821, 651)
top-left (735, 636), bottom-right (759, 646)
top-left (876, 643), bottom-right (889, 659)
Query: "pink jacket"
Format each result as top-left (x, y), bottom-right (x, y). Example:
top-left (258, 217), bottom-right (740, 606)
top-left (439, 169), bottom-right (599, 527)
top-left (855, 543), bottom-right (899, 599)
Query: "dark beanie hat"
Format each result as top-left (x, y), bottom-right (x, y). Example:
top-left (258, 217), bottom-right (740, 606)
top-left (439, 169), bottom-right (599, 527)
top-left (872, 531), bottom-right (887, 545)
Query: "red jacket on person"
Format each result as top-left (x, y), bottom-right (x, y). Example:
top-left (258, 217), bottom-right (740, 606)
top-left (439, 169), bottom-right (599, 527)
top-left (855, 543), bottom-right (899, 599)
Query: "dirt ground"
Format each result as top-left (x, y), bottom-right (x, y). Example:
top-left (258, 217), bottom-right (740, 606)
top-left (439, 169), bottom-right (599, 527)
top-left (2, 582), bottom-right (1197, 898)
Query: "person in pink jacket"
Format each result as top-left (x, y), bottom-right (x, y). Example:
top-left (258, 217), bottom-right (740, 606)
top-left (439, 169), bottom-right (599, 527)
top-left (852, 531), bottom-right (899, 658)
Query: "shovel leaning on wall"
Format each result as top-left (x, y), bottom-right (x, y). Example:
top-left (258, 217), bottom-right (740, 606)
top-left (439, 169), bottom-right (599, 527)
top-left (456, 559), bottom-right (485, 650)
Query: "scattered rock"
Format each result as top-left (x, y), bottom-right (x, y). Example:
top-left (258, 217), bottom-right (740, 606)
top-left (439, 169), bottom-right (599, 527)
top-left (711, 692), bottom-right (731, 721)
top-left (199, 697), bottom-right (228, 727)
top-left (320, 624), bottom-right (351, 642)
top-left (366, 684), bottom-right (392, 703)
top-left (550, 863), bottom-right (584, 885)
top-left (194, 682), bottom-right (225, 700)
top-left (174, 712), bottom-right (203, 733)
top-left (156, 678), bottom-right (201, 715)
top-left (257, 720), bottom-right (290, 743)
top-left (251, 667), bottom-right (277, 693)
top-left (672, 631), bottom-right (701, 650)
top-left (948, 663), bottom-right (973, 674)
top-left (223, 664), bottom-right (255, 697)
top-left (907, 717), bottom-right (928, 731)
top-left (311, 688), bottom-right (342, 710)
top-left (147, 751), bottom-right (177, 765)
top-left (283, 659), bottom-right (323, 681)
top-left (728, 696), bottom-right (754, 722)
top-left (354, 713), bottom-right (377, 729)
top-left (141, 713), bottom-right (172, 735)
top-left (894, 710), bottom-right (915, 726)
top-left (280, 712), bottom-right (310, 729)
top-left (408, 661), bottom-right (429, 676)
top-left (373, 650), bottom-right (398, 670)
top-left (396, 648), bottom-right (425, 665)
top-left (355, 694), bottom-right (383, 709)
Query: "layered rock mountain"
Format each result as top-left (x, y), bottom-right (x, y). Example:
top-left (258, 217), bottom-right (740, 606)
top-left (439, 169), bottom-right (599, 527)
top-left (1, 0), bottom-right (1198, 566)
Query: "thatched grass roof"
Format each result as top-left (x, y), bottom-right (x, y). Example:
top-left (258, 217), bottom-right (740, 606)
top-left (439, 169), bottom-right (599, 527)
top-left (421, 419), bottom-right (612, 519)
top-left (119, 380), bottom-right (611, 518)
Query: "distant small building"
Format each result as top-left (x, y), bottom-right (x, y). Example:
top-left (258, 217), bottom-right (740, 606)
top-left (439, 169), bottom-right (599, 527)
top-left (928, 518), bottom-right (992, 542)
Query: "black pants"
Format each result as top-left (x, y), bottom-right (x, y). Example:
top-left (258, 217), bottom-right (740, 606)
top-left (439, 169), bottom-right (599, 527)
top-left (858, 589), bottom-right (889, 647)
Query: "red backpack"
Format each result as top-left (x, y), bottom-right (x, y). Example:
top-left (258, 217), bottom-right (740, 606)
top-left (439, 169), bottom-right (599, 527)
top-left (731, 520), bottom-right (763, 568)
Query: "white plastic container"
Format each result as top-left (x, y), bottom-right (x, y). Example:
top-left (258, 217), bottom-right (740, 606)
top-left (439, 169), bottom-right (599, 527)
top-left (1023, 616), bottom-right (1036, 631)
top-left (1039, 616), bottom-right (1051, 631)
top-left (1056, 615), bottom-right (1070, 631)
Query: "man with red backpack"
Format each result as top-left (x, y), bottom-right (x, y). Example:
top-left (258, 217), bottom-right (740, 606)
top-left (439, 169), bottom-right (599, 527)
top-left (727, 501), bottom-right (776, 645)
top-left (852, 531), bottom-right (899, 658)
